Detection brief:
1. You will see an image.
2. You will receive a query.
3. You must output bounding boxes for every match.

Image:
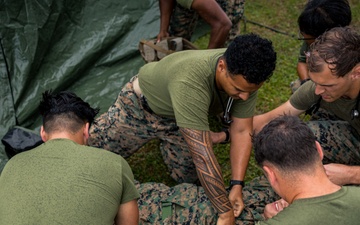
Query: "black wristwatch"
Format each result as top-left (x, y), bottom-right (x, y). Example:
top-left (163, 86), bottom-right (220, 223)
top-left (229, 180), bottom-right (245, 189)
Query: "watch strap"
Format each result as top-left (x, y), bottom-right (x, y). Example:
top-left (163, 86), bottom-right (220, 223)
top-left (220, 128), bottom-right (230, 144)
top-left (229, 180), bottom-right (245, 189)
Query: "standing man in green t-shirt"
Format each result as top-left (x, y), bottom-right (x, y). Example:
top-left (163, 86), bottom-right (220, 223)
top-left (89, 34), bottom-right (277, 224)
top-left (254, 27), bottom-right (360, 187)
top-left (0, 90), bottom-right (140, 225)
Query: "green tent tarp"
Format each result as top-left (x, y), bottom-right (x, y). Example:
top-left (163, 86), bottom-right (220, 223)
top-left (0, 0), bottom-right (161, 171)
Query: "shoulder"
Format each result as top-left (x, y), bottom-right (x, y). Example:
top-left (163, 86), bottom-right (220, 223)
top-left (73, 145), bottom-right (128, 171)
top-left (290, 81), bottom-right (317, 109)
top-left (165, 49), bottom-right (224, 66)
top-left (294, 80), bottom-right (315, 94)
top-left (81, 145), bottom-right (125, 160)
top-left (4, 143), bottom-right (45, 163)
top-left (342, 186), bottom-right (360, 196)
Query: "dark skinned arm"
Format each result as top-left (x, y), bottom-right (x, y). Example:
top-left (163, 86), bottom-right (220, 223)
top-left (191, 0), bottom-right (231, 48)
top-left (157, 0), bottom-right (175, 42)
top-left (180, 127), bottom-right (234, 224)
top-left (297, 62), bottom-right (309, 81)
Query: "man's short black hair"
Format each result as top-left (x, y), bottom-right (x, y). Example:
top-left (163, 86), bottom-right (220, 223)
top-left (298, 0), bottom-right (351, 38)
top-left (224, 34), bottom-right (277, 85)
top-left (253, 115), bottom-right (319, 173)
top-left (39, 90), bottom-right (99, 134)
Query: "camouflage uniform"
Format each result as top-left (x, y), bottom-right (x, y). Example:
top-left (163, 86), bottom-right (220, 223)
top-left (170, 0), bottom-right (246, 45)
top-left (290, 82), bottom-right (360, 167)
top-left (136, 176), bottom-right (279, 224)
top-left (89, 76), bottom-right (198, 183)
top-left (307, 109), bottom-right (360, 165)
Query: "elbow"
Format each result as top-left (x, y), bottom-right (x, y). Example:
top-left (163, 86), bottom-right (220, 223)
top-left (221, 17), bottom-right (232, 32)
top-left (213, 19), bottom-right (232, 34)
top-left (223, 20), bottom-right (232, 33)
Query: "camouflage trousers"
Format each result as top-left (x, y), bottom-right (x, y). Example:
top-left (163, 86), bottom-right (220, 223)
top-left (170, 0), bottom-right (245, 44)
top-left (88, 76), bottom-right (198, 183)
top-left (136, 176), bottom-right (278, 225)
top-left (307, 109), bottom-right (360, 165)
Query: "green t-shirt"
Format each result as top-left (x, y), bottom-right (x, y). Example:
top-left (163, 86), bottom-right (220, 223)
top-left (177, 0), bottom-right (193, 9)
top-left (139, 49), bottom-right (258, 131)
top-left (290, 81), bottom-right (360, 134)
top-left (298, 41), bottom-right (309, 63)
top-left (0, 139), bottom-right (139, 225)
top-left (257, 186), bottom-right (360, 225)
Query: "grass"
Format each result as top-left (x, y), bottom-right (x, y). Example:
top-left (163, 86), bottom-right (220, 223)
top-left (128, 0), bottom-right (360, 186)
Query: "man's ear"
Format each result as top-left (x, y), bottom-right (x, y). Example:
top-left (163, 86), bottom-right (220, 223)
top-left (40, 126), bottom-right (48, 142)
top-left (350, 64), bottom-right (360, 80)
top-left (315, 141), bottom-right (324, 161)
top-left (263, 164), bottom-right (284, 197)
top-left (83, 122), bottom-right (90, 145)
top-left (263, 165), bottom-right (277, 187)
top-left (218, 58), bottom-right (227, 74)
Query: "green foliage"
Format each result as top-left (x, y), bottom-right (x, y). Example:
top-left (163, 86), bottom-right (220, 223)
top-left (128, 0), bottom-right (360, 186)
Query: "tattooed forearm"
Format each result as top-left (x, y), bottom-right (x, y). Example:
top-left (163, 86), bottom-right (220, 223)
top-left (180, 127), bottom-right (232, 213)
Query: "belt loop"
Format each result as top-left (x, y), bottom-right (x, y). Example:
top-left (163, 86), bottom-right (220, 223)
top-left (161, 202), bottom-right (172, 221)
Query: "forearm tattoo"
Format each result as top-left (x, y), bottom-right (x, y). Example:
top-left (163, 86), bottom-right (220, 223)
top-left (180, 127), bottom-right (232, 213)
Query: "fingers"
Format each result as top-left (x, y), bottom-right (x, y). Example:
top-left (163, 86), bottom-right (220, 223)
top-left (232, 202), bottom-right (244, 217)
top-left (275, 202), bottom-right (279, 211)
top-left (228, 188), bottom-right (244, 217)
top-left (278, 198), bottom-right (289, 208)
top-left (156, 31), bottom-right (170, 43)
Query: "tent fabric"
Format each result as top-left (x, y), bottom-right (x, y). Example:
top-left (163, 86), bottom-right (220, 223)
top-left (0, 0), bottom-right (162, 172)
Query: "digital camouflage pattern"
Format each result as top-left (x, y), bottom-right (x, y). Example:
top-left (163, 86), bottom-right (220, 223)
top-left (170, 0), bottom-right (246, 45)
top-left (88, 76), bottom-right (198, 183)
top-left (283, 97), bottom-right (360, 166)
top-left (307, 109), bottom-right (360, 165)
top-left (136, 176), bottom-right (279, 225)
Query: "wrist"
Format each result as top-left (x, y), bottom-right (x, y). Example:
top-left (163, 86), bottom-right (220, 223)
top-left (348, 165), bottom-right (360, 184)
top-left (218, 209), bottom-right (234, 218)
top-left (300, 78), bottom-right (310, 85)
top-left (220, 128), bottom-right (230, 144)
top-left (229, 180), bottom-right (244, 189)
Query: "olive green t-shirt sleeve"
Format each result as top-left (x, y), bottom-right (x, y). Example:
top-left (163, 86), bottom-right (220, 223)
top-left (231, 91), bottom-right (258, 118)
top-left (298, 41), bottom-right (309, 63)
top-left (290, 81), bottom-right (318, 110)
top-left (120, 157), bottom-right (140, 204)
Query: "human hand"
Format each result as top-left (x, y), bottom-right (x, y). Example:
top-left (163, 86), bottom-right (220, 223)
top-left (263, 199), bottom-right (289, 219)
top-left (229, 185), bottom-right (244, 217)
top-left (324, 163), bottom-right (353, 185)
top-left (210, 130), bottom-right (228, 144)
top-left (156, 31), bottom-right (170, 43)
top-left (217, 210), bottom-right (235, 225)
